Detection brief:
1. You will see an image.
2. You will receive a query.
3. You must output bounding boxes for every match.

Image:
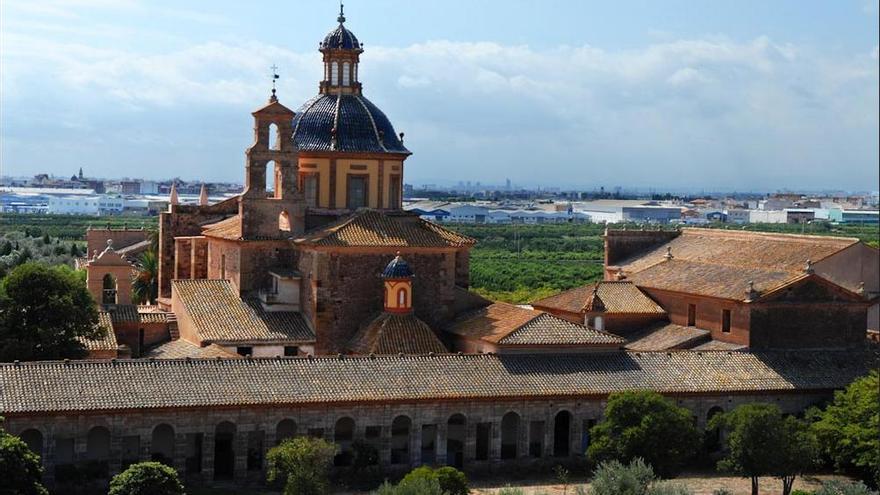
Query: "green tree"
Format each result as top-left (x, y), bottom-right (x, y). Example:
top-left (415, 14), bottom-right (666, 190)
top-left (399, 466), bottom-right (469, 495)
top-left (267, 437), bottom-right (337, 495)
top-left (588, 391), bottom-right (701, 476)
top-left (69, 243), bottom-right (80, 257)
top-left (711, 403), bottom-right (817, 495)
top-left (0, 241), bottom-right (11, 256)
top-left (41, 234), bottom-right (50, 245)
top-left (107, 461), bottom-right (184, 495)
top-left (375, 477), bottom-right (444, 495)
top-left (813, 480), bottom-right (878, 495)
top-left (131, 249), bottom-right (159, 305)
top-left (0, 263), bottom-right (101, 361)
top-left (0, 420), bottom-right (48, 495)
top-left (810, 371), bottom-right (879, 487)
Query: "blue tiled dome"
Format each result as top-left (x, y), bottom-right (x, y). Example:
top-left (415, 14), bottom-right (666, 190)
top-left (292, 94), bottom-right (410, 154)
top-left (321, 24), bottom-right (361, 50)
top-left (382, 255), bottom-right (413, 279)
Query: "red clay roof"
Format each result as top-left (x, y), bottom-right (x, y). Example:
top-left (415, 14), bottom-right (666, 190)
top-left (296, 209), bottom-right (475, 248)
top-left (532, 281), bottom-right (666, 315)
top-left (201, 215), bottom-right (242, 240)
top-left (347, 313), bottom-right (448, 355)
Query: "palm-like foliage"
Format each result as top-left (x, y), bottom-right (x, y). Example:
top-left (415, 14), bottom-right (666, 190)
top-left (131, 249), bottom-right (159, 305)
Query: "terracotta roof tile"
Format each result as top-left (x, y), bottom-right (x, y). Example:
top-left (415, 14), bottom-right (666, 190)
top-left (347, 313), bottom-right (448, 355)
top-left (296, 209), bottom-right (475, 248)
top-left (173, 279), bottom-right (314, 343)
top-left (78, 312), bottom-right (118, 352)
top-left (202, 216), bottom-right (242, 240)
top-left (626, 259), bottom-right (795, 300)
top-left (447, 302), bottom-right (625, 346)
top-left (103, 304), bottom-right (139, 323)
top-left (691, 340), bottom-right (748, 351)
top-left (0, 350), bottom-right (873, 413)
top-left (533, 281), bottom-right (666, 315)
top-left (144, 340), bottom-right (240, 359)
top-left (136, 307), bottom-right (169, 324)
top-left (624, 322), bottom-right (710, 351)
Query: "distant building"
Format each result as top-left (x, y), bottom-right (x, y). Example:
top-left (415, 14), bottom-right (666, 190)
top-left (829, 209), bottom-right (879, 224)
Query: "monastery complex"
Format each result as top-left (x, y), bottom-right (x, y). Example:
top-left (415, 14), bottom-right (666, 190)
top-left (1, 7), bottom-right (878, 490)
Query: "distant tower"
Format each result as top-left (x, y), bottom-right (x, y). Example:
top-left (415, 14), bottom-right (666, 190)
top-left (382, 253), bottom-right (413, 314)
top-left (199, 184), bottom-right (209, 206)
top-left (168, 182), bottom-right (179, 206)
top-left (78, 167), bottom-right (84, 180)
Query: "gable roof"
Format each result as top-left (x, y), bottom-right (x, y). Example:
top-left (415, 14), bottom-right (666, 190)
top-left (78, 312), bottom-right (118, 352)
top-left (1, 350), bottom-right (873, 414)
top-left (447, 302), bottom-right (625, 346)
top-left (532, 281), bottom-right (666, 315)
top-left (202, 215), bottom-right (242, 240)
top-left (347, 313), bottom-right (448, 355)
top-left (295, 209), bottom-right (475, 248)
top-left (144, 339), bottom-right (240, 360)
top-left (173, 279), bottom-right (314, 344)
top-left (624, 322), bottom-right (710, 351)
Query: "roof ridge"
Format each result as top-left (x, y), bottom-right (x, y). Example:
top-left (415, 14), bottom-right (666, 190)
top-left (353, 95), bottom-right (388, 152)
top-left (681, 227), bottom-right (860, 244)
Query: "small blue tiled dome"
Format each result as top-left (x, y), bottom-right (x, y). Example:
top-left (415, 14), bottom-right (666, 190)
top-left (382, 255), bottom-right (413, 279)
top-left (321, 24), bottom-right (361, 50)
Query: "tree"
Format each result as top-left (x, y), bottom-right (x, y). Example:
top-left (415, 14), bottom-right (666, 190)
top-left (131, 249), bottom-right (159, 305)
top-left (399, 466), bottom-right (469, 495)
top-left (587, 391), bottom-right (701, 476)
top-left (711, 403), bottom-right (817, 495)
top-left (0, 263), bottom-right (101, 361)
top-left (810, 371), bottom-right (879, 487)
top-left (589, 458), bottom-right (656, 495)
top-left (108, 461), bottom-right (184, 495)
top-left (267, 437), bottom-right (337, 495)
top-left (375, 477), bottom-right (444, 495)
top-left (0, 420), bottom-right (48, 495)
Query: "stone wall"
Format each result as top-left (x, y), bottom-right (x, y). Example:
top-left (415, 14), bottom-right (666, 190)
top-left (604, 230), bottom-right (680, 273)
top-left (750, 303), bottom-right (867, 349)
top-left (6, 391), bottom-right (830, 490)
top-left (86, 229), bottom-right (150, 257)
top-left (640, 288), bottom-right (751, 346)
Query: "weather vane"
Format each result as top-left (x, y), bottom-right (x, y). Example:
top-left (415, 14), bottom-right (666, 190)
top-left (270, 64), bottom-right (280, 98)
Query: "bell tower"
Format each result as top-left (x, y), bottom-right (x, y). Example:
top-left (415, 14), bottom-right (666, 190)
top-left (241, 77), bottom-right (305, 238)
top-left (382, 253), bottom-right (413, 314)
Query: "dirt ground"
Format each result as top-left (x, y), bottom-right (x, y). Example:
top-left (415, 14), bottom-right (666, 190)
top-left (468, 473), bottom-right (856, 495)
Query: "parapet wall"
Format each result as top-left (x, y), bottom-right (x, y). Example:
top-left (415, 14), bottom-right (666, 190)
top-left (604, 229), bottom-right (680, 268)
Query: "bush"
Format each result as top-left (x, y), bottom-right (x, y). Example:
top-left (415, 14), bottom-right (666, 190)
top-left (497, 487), bottom-right (526, 495)
top-left (790, 490), bottom-right (812, 495)
top-left (375, 477), bottom-right (444, 495)
top-left (399, 466), bottom-right (468, 495)
top-left (267, 437), bottom-right (337, 495)
top-left (588, 391), bottom-right (701, 476)
top-left (647, 482), bottom-right (693, 495)
top-left (108, 461), bottom-right (184, 495)
top-left (589, 458), bottom-right (655, 495)
top-left (712, 490), bottom-right (734, 495)
top-left (814, 480), bottom-right (879, 495)
top-left (0, 422), bottom-right (48, 495)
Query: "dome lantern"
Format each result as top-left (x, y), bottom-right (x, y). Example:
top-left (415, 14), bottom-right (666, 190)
top-left (382, 252), bottom-right (414, 313)
top-left (319, 3), bottom-right (364, 95)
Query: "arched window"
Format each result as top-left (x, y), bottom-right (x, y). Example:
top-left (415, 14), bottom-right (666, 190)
top-left (334, 417), bottom-right (355, 466)
top-left (279, 211), bottom-right (291, 232)
top-left (501, 412), bottom-right (520, 459)
top-left (276, 419), bottom-right (297, 445)
top-left (102, 273), bottom-right (117, 304)
top-left (151, 424), bottom-right (175, 465)
top-left (553, 410), bottom-right (571, 457)
top-left (706, 406), bottom-right (725, 452)
top-left (214, 422), bottom-right (236, 480)
top-left (390, 415), bottom-right (411, 465)
top-left (447, 414), bottom-right (466, 468)
top-left (397, 287), bottom-right (407, 307)
top-left (342, 62), bottom-right (351, 86)
top-left (330, 62), bottom-right (339, 85)
top-left (268, 123), bottom-right (278, 150)
top-left (87, 426), bottom-right (111, 462)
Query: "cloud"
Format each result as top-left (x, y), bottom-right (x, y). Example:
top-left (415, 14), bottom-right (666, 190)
top-left (0, 19), bottom-right (877, 189)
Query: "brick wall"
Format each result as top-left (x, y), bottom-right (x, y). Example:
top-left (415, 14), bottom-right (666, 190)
top-left (86, 229), bottom-right (150, 256)
top-left (640, 288), bottom-right (750, 346)
top-left (604, 230), bottom-right (679, 270)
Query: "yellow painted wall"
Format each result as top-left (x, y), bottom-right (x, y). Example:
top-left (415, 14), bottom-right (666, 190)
top-left (384, 280), bottom-right (411, 310)
top-left (382, 161), bottom-right (403, 208)
top-left (297, 158), bottom-right (330, 208)
top-left (335, 159), bottom-right (379, 209)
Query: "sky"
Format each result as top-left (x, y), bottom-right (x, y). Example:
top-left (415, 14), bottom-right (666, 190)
top-left (1, 0), bottom-right (878, 192)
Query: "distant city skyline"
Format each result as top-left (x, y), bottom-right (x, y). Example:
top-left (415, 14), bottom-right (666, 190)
top-left (1, 0), bottom-right (878, 190)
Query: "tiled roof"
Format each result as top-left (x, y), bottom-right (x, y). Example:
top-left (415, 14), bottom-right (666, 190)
top-left (447, 302), bottom-right (625, 346)
top-left (321, 20), bottom-right (360, 50)
top-left (626, 259), bottom-right (796, 300)
top-left (533, 281), bottom-right (666, 315)
top-left (103, 304), bottom-right (139, 323)
top-left (691, 340), bottom-right (748, 351)
top-left (144, 340), bottom-right (239, 359)
top-left (78, 312), bottom-right (118, 351)
top-left (137, 307), bottom-right (169, 324)
top-left (624, 322), bottom-right (711, 351)
top-left (1, 350), bottom-right (873, 413)
top-left (292, 94), bottom-right (409, 154)
top-left (382, 255), bottom-right (414, 279)
top-left (173, 280), bottom-right (314, 343)
top-left (347, 313), bottom-right (448, 355)
top-left (116, 239), bottom-right (152, 258)
top-left (616, 229), bottom-right (864, 301)
top-left (296, 209), bottom-right (475, 248)
top-left (202, 216), bottom-right (241, 240)
top-left (618, 229), bottom-right (859, 274)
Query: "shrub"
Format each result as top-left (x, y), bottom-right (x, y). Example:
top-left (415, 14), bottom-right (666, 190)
top-left (399, 466), bottom-right (468, 495)
top-left (497, 487), bottom-right (526, 495)
top-left (375, 477), bottom-right (444, 495)
top-left (588, 391), bottom-right (701, 476)
top-left (0, 422), bottom-right (48, 495)
top-left (712, 490), bottom-right (734, 495)
top-left (647, 482), bottom-right (693, 495)
top-left (107, 461), bottom-right (184, 495)
top-left (814, 480), bottom-right (879, 495)
top-left (589, 458), bottom-right (655, 495)
top-left (267, 437), bottom-right (337, 495)
top-left (790, 490), bottom-right (813, 495)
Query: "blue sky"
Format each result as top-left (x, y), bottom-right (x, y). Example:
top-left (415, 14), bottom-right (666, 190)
top-left (1, 0), bottom-right (878, 191)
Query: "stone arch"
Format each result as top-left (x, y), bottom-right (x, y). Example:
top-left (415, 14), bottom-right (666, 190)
top-left (276, 418), bottom-right (297, 445)
top-left (102, 273), bottom-right (117, 304)
top-left (397, 287), bottom-right (408, 307)
top-left (268, 122), bottom-right (279, 150)
top-left (447, 414), bottom-right (466, 468)
top-left (151, 424), bottom-right (175, 465)
top-left (706, 406), bottom-right (725, 451)
top-left (20, 429), bottom-right (43, 460)
top-left (334, 417), bottom-right (355, 466)
top-left (553, 410), bottom-right (572, 457)
top-left (331, 61), bottom-right (339, 85)
top-left (390, 415), bottom-right (411, 465)
top-left (279, 210), bottom-right (291, 232)
top-left (87, 426), bottom-right (111, 461)
top-left (501, 411), bottom-right (520, 459)
top-left (214, 421), bottom-right (236, 480)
